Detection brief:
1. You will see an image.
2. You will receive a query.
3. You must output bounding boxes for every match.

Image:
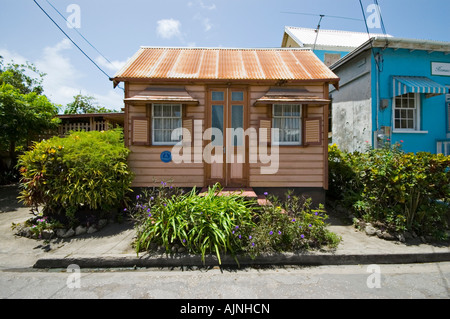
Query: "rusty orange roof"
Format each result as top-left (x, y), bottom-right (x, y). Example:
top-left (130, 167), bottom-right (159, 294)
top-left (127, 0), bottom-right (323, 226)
top-left (113, 47), bottom-right (339, 84)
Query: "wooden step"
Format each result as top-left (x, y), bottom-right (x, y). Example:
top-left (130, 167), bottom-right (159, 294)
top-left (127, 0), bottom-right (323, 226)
top-left (199, 187), bottom-right (272, 206)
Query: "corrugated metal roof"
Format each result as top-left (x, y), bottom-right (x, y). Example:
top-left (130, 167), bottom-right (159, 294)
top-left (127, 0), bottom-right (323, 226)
top-left (284, 26), bottom-right (392, 50)
top-left (113, 47), bottom-right (339, 83)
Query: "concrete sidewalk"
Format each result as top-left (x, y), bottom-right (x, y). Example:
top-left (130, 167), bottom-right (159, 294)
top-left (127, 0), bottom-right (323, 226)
top-left (1, 184), bottom-right (449, 270)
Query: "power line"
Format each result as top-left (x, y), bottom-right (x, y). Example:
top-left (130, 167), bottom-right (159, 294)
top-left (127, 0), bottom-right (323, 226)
top-left (281, 11), bottom-right (364, 22)
top-left (44, 0), bottom-right (119, 74)
top-left (32, 0), bottom-right (122, 89)
top-left (358, 0), bottom-right (384, 71)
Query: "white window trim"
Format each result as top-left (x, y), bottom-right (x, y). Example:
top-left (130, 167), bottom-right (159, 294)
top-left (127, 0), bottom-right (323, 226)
top-left (272, 104), bottom-right (302, 146)
top-left (151, 103), bottom-right (182, 146)
top-left (392, 93), bottom-right (421, 132)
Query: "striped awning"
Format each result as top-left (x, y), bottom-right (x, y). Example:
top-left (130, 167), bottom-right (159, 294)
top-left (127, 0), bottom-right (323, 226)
top-left (393, 76), bottom-right (447, 98)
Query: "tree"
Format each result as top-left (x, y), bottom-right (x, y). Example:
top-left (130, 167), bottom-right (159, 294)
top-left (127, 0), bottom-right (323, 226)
top-left (0, 58), bottom-right (59, 169)
top-left (64, 94), bottom-right (117, 114)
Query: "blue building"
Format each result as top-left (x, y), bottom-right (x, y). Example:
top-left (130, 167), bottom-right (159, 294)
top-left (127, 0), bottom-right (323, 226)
top-left (329, 37), bottom-right (450, 155)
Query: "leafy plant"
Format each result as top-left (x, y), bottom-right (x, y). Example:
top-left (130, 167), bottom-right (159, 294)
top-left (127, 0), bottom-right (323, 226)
top-left (17, 129), bottom-right (133, 225)
top-left (132, 184), bottom-right (341, 264)
top-left (132, 183), bottom-right (257, 265)
top-left (328, 143), bottom-right (450, 238)
top-left (243, 193), bottom-right (341, 257)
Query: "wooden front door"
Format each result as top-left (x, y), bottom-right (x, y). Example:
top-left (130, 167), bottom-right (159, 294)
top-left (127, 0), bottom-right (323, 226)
top-left (206, 88), bottom-right (247, 187)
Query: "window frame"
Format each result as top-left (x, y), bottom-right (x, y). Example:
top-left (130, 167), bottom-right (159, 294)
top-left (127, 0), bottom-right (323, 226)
top-left (151, 103), bottom-right (183, 146)
top-left (272, 104), bottom-right (303, 146)
top-left (393, 93), bottom-right (421, 132)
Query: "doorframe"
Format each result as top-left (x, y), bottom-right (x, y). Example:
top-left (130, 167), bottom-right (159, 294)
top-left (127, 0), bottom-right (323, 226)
top-left (204, 85), bottom-right (249, 187)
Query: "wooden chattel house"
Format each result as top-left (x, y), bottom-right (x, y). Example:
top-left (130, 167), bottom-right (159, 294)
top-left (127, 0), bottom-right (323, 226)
top-left (112, 47), bottom-right (339, 202)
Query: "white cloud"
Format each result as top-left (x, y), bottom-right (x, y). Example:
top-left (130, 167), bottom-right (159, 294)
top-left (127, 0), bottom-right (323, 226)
top-left (189, 0), bottom-right (216, 10)
top-left (0, 39), bottom-right (124, 111)
top-left (35, 39), bottom-right (82, 106)
top-left (0, 48), bottom-right (28, 65)
top-left (95, 56), bottom-right (127, 73)
top-left (156, 19), bottom-right (182, 40)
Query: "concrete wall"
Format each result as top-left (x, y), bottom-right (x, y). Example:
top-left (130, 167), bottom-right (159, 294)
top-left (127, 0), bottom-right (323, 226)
top-left (330, 50), bottom-right (373, 152)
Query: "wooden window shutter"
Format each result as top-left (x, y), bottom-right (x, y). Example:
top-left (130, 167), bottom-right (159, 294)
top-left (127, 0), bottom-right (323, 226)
top-left (259, 119), bottom-right (271, 144)
top-left (304, 117), bottom-right (322, 146)
top-left (131, 117), bottom-right (150, 145)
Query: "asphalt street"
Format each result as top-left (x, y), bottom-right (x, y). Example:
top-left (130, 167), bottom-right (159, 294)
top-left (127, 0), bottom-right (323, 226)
top-left (1, 262), bottom-right (449, 299)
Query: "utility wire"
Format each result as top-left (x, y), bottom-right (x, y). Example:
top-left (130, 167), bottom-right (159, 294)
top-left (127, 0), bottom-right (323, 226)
top-left (358, 0), bottom-right (383, 71)
top-left (44, 0), bottom-right (119, 74)
top-left (32, 0), bottom-right (120, 86)
top-left (281, 11), bottom-right (364, 22)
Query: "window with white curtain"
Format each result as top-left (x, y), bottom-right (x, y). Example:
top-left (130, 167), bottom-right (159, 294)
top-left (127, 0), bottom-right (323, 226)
top-left (152, 104), bottom-right (182, 145)
top-left (272, 104), bottom-right (302, 145)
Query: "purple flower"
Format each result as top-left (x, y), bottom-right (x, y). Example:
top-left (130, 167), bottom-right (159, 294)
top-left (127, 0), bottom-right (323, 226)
top-left (287, 195), bottom-right (290, 199)
top-left (269, 231), bottom-right (273, 235)
top-left (163, 203), bottom-right (167, 207)
top-left (235, 225), bottom-right (239, 229)
top-left (315, 212), bottom-right (318, 216)
top-left (301, 234), bottom-right (305, 239)
top-left (232, 230), bottom-right (235, 234)
top-left (278, 231), bottom-right (282, 235)
top-left (252, 242), bottom-right (255, 246)
top-left (292, 219), bottom-right (296, 222)
top-left (123, 208), bottom-right (127, 211)
top-left (264, 192), bottom-right (268, 196)
top-left (136, 195), bottom-right (140, 199)
top-left (182, 239), bottom-right (186, 243)
top-left (147, 208), bottom-right (151, 212)
top-left (249, 235), bottom-right (252, 240)
top-left (309, 224), bottom-right (312, 228)
top-left (238, 235), bottom-right (241, 239)
top-left (150, 197), bottom-right (154, 201)
top-left (148, 213), bottom-right (152, 217)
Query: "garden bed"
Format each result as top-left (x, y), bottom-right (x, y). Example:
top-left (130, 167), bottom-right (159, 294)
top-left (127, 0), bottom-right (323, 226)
top-left (130, 183), bottom-right (341, 266)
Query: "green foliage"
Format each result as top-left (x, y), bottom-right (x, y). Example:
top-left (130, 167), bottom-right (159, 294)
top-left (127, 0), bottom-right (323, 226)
top-left (242, 193), bottom-right (341, 257)
top-left (17, 129), bottom-right (133, 224)
top-left (0, 58), bottom-right (59, 184)
top-left (64, 94), bottom-right (117, 114)
top-left (132, 183), bottom-right (257, 265)
top-left (132, 184), bottom-right (341, 265)
top-left (328, 143), bottom-right (450, 238)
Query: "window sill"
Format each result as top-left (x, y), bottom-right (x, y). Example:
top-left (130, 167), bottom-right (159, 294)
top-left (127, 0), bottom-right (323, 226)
top-left (392, 130), bottom-right (428, 134)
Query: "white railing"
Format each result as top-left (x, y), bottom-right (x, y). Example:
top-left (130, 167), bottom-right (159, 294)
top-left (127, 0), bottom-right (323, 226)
top-left (58, 120), bottom-right (108, 136)
top-left (437, 140), bottom-right (450, 156)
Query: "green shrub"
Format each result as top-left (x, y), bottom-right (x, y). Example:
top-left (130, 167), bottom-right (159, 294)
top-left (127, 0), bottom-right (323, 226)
top-left (241, 193), bottom-right (341, 257)
top-left (132, 183), bottom-right (257, 265)
top-left (329, 143), bottom-right (450, 238)
top-left (132, 184), bottom-right (341, 264)
top-left (17, 129), bottom-right (133, 225)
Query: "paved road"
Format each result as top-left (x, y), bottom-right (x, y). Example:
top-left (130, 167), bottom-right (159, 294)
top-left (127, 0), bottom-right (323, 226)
top-left (1, 262), bottom-right (449, 300)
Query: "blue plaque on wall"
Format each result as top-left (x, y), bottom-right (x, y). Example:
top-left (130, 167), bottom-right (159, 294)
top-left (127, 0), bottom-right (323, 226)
top-left (160, 151), bottom-right (172, 163)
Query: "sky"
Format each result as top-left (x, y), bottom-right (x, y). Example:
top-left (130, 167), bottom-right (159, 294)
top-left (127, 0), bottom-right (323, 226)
top-left (1, 0), bottom-right (449, 113)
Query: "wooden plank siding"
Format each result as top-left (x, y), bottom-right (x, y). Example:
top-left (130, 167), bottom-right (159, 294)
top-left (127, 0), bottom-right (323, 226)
top-left (125, 82), bottom-right (328, 189)
top-left (247, 84), bottom-right (326, 189)
top-left (126, 83), bottom-right (206, 187)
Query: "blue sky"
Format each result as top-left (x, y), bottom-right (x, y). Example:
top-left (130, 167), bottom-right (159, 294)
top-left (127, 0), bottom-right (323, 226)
top-left (1, 0), bottom-right (449, 112)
